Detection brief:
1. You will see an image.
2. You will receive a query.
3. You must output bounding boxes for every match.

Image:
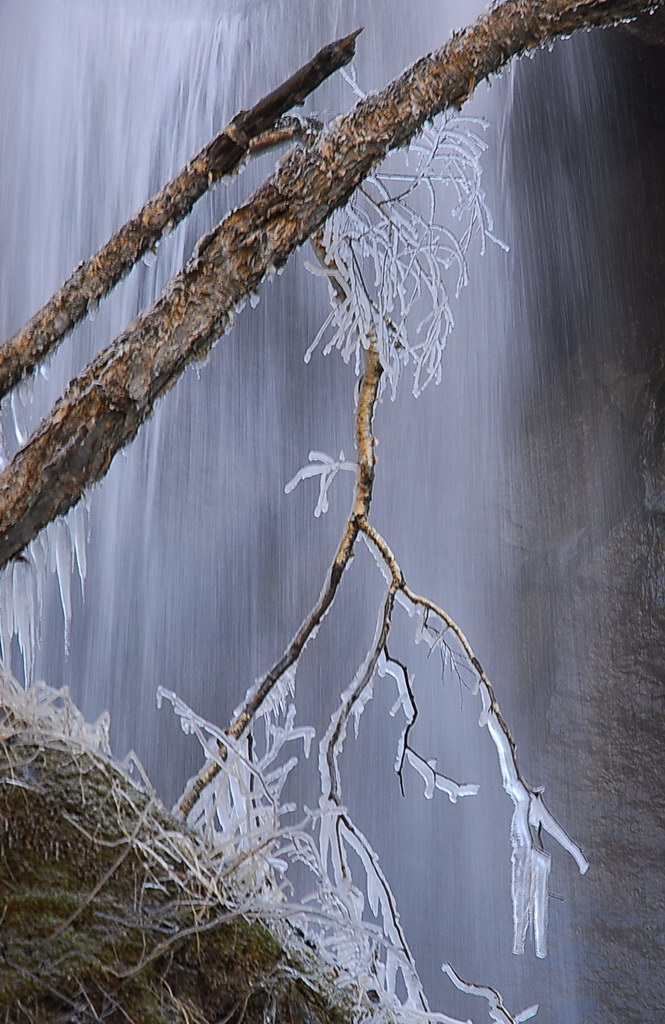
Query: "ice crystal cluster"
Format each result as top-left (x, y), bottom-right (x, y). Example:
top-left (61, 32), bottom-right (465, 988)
top-left (0, 668), bottom-right (109, 755)
top-left (305, 79), bottom-right (507, 398)
top-left (153, 592), bottom-right (580, 1024)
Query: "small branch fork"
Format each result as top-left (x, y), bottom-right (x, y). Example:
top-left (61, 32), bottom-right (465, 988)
top-left (177, 335), bottom-right (383, 818)
top-left (357, 519), bottom-right (518, 777)
top-left (179, 279), bottom-right (551, 863)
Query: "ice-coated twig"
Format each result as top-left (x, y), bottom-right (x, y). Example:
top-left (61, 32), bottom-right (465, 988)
top-left (320, 587), bottom-right (396, 806)
top-left (285, 449), bottom-right (357, 517)
top-left (404, 749), bottom-right (479, 805)
top-left (380, 648), bottom-right (478, 803)
top-left (306, 110), bottom-right (506, 397)
top-left (441, 962), bottom-right (538, 1024)
top-left (358, 518), bottom-right (588, 958)
top-left (178, 340), bottom-right (383, 818)
top-left (159, 686), bottom-right (316, 899)
top-left (160, 673), bottom-right (443, 1016)
top-left (316, 590), bottom-right (431, 1011)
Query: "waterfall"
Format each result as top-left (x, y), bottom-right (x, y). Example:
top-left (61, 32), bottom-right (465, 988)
top-left (1, 2), bottom-right (663, 1022)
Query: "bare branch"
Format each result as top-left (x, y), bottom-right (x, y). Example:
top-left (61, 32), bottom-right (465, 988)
top-left (177, 340), bottom-right (383, 818)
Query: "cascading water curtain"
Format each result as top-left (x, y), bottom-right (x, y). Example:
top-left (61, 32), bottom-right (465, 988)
top-left (8, 3), bottom-right (661, 1023)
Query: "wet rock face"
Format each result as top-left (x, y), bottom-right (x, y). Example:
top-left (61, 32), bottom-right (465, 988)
top-left (624, 8), bottom-right (665, 46)
top-left (508, 24), bottom-right (665, 1024)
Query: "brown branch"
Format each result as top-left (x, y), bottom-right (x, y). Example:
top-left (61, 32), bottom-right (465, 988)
top-left (249, 116), bottom-right (324, 154)
top-left (0, 28), bottom-right (362, 401)
top-left (357, 517), bottom-right (520, 766)
top-left (177, 340), bottom-right (383, 818)
top-left (0, 0), bottom-right (660, 571)
top-left (384, 650), bottom-right (418, 796)
top-left (323, 585), bottom-right (397, 806)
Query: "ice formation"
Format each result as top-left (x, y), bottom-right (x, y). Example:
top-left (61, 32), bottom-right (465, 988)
top-left (305, 92), bottom-right (507, 398)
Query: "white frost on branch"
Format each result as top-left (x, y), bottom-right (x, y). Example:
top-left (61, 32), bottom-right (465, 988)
top-left (0, 669), bottom-right (110, 755)
top-left (306, 86), bottom-right (507, 397)
top-left (477, 683), bottom-right (589, 959)
top-left (385, 586), bottom-right (588, 962)
top-left (159, 679), bottom-right (468, 1024)
top-left (157, 685), bottom-right (313, 895)
top-left (377, 649), bottom-right (479, 803)
top-left (405, 749), bottom-right (480, 804)
top-left (285, 449), bottom-right (357, 517)
top-left (442, 962), bottom-right (539, 1024)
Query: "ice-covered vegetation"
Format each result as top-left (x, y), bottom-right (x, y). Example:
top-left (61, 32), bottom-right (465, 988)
top-left (156, 103), bottom-right (588, 1023)
top-left (3, 108), bottom-right (585, 1024)
top-left (0, 6), bottom-right (616, 1017)
top-left (305, 71), bottom-right (507, 398)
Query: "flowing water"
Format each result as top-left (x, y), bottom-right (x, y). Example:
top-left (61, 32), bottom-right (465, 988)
top-left (0, 2), bottom-right (663, 1022)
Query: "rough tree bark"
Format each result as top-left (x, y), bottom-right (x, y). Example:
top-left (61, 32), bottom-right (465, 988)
top-left (0, 0), bottom-right (661, 572)
top-left (0, 28), bottom-right (361, 402)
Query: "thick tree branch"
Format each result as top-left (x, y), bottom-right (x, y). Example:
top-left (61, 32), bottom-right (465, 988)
top-left (0, 0), bottom-right (660, 571)
top-left (0, 29), bottom-right (361, 400)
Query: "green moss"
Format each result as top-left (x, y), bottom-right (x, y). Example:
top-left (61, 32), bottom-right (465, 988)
top-left (0, 739), bottom-right (360, 1024)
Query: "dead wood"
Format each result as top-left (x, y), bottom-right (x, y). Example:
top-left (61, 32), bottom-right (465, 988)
top-left (0, 28), bottom-right (361, 401)
top-left (0, 0), bottom-right (661, 571)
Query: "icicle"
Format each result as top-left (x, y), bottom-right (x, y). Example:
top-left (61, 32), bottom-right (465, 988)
top-left (69, 503), bottom-right (88, 598)
top-left (10, 390), bottom-right (26, 446)
top-left (0, 567), bottom-right (13, 666)
top-left (477, 683), bottom-right (588, 957)
top-left (12, 557), bottom-right (36, 682)
top-left (52, 519), bottom-right (73, 654)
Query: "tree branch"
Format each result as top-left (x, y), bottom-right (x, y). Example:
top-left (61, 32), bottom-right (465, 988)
top-left (322, 585), bottom-right (397, 806)
top-left (0, 29), bottom-right (361, 400)
top-left (0, 0), bottom-right (660, 570)
top-left (358, 519), bottom-right (589, 957)
top-left (178, 339), bottom-right (383, 818)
